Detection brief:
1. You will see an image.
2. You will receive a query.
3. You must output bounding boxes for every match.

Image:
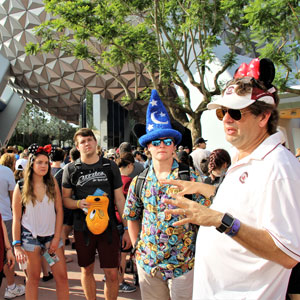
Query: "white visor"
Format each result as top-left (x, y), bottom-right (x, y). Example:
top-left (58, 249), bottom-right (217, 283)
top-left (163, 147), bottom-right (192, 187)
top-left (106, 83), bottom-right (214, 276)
top-left (207, 85), bottom-right (275, 110)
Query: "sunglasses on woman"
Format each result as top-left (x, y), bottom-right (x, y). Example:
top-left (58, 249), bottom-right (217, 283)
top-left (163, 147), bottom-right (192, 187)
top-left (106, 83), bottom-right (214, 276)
top-left (151, 138), bottom-right (174, 147)
top-left (216, 108), bottom-right (251, 121)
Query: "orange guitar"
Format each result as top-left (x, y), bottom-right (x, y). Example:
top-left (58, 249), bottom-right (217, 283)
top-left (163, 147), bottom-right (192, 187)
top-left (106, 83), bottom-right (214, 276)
top-left (85, 195), bottom-right (110, 235)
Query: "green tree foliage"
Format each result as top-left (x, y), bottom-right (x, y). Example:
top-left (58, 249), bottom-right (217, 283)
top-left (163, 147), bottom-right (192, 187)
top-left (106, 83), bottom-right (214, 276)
top-left (242, 0), bottom-right (300, 93)
top-left (25, 0), bottom-right (251, 142)
top-left (10, 102), bottom-right (78, 148)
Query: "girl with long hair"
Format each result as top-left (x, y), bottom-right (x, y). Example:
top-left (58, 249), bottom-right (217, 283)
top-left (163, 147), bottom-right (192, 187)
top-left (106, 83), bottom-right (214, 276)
top-left (12, 144), bottom-right (69, 300)
top-left (204, 148), bottom-right (231, 186)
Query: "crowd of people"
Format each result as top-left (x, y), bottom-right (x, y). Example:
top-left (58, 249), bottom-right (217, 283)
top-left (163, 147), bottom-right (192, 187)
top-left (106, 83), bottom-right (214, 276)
top-left (0, 57), bottom-right (299, 300)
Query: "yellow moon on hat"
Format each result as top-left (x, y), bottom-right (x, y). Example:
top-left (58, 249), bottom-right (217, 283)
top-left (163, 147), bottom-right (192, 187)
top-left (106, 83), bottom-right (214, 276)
top-left (151, 112), bottom-right (169, 124)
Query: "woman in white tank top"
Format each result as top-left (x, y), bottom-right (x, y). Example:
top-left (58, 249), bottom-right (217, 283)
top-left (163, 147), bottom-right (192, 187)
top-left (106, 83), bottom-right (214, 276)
top-left (12, 144), bottom-right (69, 300)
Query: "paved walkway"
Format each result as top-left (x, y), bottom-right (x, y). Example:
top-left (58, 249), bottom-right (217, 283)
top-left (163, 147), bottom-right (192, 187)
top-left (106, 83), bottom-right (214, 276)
top-left (0, 242), bottom-right (141, 300)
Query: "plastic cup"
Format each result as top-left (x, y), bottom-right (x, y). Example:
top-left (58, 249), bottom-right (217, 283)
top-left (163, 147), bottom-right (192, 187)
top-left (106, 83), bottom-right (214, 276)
top-left (19, 261), bottom-right (27, 270)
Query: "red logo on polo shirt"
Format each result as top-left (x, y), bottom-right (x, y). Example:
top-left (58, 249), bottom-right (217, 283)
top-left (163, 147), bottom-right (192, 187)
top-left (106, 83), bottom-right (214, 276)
top-left (239, 172), bottom-right (248, 183)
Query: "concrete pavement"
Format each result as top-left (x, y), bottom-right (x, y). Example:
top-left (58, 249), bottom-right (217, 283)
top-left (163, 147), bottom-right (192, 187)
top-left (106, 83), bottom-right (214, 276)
top-left (0, 243), bottom-right (141, 299)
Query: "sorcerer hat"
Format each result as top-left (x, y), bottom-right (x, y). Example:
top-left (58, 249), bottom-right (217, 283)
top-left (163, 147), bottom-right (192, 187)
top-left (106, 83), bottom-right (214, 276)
top-left (138, 90), bottom-right (182, 148)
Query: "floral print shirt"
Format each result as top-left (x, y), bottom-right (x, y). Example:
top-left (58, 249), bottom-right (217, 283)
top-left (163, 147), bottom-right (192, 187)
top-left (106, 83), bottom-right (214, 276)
top-left (123, 160), bottom-right (211, 280)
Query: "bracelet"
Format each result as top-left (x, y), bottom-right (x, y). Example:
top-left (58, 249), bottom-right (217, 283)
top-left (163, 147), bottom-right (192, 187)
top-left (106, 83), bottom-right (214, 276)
top-left (5, 247), bottom-right (12, 251)
top-left (77, 200), bottom-right (80, 208)
top-left (226, 219), bottom-right (241, 237)
top-left (12, 240), bottom-right (21, 246)
top-left (123, 226), bottom-right (128, 230)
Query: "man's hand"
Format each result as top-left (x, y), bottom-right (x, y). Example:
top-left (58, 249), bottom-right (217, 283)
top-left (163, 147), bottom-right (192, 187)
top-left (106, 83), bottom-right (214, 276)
top-left (77, 198), bottom-right (90, 213)
top-left (160, 179), bottom-right (216, 199)
top-left (163, 194), bottom-right (222, 227)
top-left (121, 230), bottom-right (132, 250)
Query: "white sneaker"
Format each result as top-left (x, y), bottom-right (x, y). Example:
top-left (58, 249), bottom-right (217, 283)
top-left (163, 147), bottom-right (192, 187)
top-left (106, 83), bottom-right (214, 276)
top-left (4, 284), bottom-right (25, 299)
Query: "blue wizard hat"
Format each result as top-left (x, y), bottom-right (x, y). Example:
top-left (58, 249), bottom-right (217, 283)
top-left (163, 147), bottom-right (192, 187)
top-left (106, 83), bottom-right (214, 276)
top-left (139, 90), bottom-right (182, 147)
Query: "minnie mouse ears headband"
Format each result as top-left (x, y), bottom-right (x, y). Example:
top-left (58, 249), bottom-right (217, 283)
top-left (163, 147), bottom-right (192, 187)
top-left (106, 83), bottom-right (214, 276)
top-left (234, 58), bottom-right (275, 89)
top-left (207, 58), bottom-right (277, 110)
top-left (28, 144), bottom-right (55, 156)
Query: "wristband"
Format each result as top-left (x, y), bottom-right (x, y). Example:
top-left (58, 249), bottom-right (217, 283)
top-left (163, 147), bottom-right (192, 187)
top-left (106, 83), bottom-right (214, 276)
top-left (77, 200), bottom-right (80, 208)
top-left (5, 247), bottom-right (12, 251)
top-left (226, 218), bottom-right (241, 237)
top-left (12, 240), bottom-right (21, 246)
top-left (123, 226), bottom-right (128, 230)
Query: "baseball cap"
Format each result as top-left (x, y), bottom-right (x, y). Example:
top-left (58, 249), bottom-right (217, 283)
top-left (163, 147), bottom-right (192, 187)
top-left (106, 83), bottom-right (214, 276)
top-left (15, 158), bottom-right (28, 171)
top-left (194, 137), bottom-right (207, 145)
top-left (207, 85), bottom-right (275, 110)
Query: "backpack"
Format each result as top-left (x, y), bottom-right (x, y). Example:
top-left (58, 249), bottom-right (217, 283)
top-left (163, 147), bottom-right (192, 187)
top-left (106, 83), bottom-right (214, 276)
top-left (53, 167), bottom-right (63, 194)
top-left (18, 179), bottom-right (24, 191)
top-left (17, 179), bottom-right (25, 214)
top-left (134, 162), bottom-right (192, 201)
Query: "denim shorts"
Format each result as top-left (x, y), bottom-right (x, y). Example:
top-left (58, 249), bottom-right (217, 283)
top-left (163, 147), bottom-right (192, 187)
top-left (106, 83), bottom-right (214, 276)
top-left (21, 226), bottom-right (63, 252)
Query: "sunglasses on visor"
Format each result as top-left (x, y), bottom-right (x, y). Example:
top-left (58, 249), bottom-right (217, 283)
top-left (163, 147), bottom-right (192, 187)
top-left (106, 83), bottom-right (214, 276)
top-left (216, 108), bottom-right (250, 121)
top-left (151, 138), bottom-right (174, 147)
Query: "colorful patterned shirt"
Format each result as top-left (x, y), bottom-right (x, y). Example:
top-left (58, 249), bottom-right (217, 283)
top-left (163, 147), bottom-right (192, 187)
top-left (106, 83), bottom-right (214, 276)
top-left (123, 159), bottom-right (211, 280)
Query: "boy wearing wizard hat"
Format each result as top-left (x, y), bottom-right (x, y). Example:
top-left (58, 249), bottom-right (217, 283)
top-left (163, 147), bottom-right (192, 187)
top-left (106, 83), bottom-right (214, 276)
top-left (123, 90), bottom-right (210, 300)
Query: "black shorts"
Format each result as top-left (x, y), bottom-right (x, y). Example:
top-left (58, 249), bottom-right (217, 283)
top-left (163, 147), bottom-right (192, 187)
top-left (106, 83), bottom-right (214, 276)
top-left (287, 263), bottom-right (300, 294)
top-left (63, 207), bottom-right (73, 226)
top-left (74, 227), bottom-right (120, 268)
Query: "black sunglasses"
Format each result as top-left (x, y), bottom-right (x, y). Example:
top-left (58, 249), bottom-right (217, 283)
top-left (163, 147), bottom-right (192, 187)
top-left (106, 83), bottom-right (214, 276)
top-left (216, 108), bottom-right (251, 121)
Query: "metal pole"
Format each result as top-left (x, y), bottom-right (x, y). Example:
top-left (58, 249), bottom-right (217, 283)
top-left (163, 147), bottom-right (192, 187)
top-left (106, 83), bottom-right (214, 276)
top-left (80, 98), bottom-right (87, 128)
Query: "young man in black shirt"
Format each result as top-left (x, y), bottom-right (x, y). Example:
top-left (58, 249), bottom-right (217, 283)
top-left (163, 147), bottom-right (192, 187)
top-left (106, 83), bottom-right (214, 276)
top-left (62, 128), bottom-right (131, 300)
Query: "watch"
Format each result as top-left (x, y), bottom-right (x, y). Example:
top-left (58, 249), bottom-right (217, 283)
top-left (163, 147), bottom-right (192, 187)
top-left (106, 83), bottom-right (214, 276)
top-left (216, 213), bottom-right (234, 233)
